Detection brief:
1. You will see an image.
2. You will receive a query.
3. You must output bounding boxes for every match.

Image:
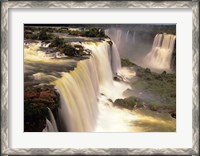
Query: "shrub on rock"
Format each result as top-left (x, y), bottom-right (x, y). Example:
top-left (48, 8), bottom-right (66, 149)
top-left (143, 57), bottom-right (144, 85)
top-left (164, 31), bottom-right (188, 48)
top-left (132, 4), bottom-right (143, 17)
top-left (114, 96), bottom-right (143, 110)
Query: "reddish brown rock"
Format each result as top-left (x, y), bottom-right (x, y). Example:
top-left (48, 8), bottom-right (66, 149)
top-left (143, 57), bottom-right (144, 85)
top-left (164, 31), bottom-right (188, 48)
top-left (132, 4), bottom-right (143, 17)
top-left (24, 85), bottom-right (60, 132)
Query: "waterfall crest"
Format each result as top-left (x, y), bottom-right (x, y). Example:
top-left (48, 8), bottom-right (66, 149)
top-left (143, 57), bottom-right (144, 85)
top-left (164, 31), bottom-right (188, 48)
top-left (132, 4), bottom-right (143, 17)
top-left (144, 33), bottom-right (176, 70)
top-left (51, 41), bottom-right (120, 132)
top-left (105, 28), bottom-right (138, 62)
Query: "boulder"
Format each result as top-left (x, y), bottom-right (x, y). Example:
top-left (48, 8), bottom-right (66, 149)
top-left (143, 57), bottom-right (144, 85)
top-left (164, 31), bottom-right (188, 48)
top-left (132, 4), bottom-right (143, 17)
top-left (24, 85), bottom-right (60, 132)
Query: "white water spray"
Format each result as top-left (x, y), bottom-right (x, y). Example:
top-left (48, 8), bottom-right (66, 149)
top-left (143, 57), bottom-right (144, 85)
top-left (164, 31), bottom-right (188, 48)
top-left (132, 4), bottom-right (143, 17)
top-left (51, 41), bottom-right (124, 132)
top-left (144, 33), bottom-right (176, 70)
top-left (111, 42), bottom-right (121, 75)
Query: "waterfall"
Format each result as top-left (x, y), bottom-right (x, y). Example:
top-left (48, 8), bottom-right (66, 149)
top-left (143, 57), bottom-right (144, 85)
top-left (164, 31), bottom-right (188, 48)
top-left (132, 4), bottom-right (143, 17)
top-left (47, 107), bottom-right (58, 131)
top-left (132, 31), bottom-right (136, 45)
top-left (42, 119), bottom-right (55, 132)
top-left (105, 28), bottom-right (138, 61)
top-left (144, 33), bottom-right (176, 70)
top-left (116, 29), bottom-right (122, 47)
top-left (125, 30), bottom-right (129, 42)
top-left (43, 108), bottom-right (58, 132)
top-left (111, 42), bottom-right (121, 75)
top-left (51, 41), bottom-right (120, 132)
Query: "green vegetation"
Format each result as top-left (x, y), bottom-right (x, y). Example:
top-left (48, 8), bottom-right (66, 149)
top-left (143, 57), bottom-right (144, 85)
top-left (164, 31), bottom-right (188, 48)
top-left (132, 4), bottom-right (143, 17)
top-left (68, 27), bottom-right (107, 37)
top-left (57, 28), bottom-right (69, 33)
top-left (121, 59), bottom-right (176, 105)
top-left (114, 96), bottom-right (144, 109)
top-left (82, 28), bottom-right (106, 37)
top-left (133, 68), bottom-right (176, 107)
top-left (24, 26), bottom-right (108, 41)
top-left (61, 44), bottom-right (78, 56)
top-left (49, 37), bottom-right (78, 56)
top-left (49, 37), bottom-right (87, 56)
top-left (38, 29), bottom-right (53, 40)
top-left (68, 30), bottom-right (82, 36)
top-left (119, 58), bottom-right (176, 117)
top-left (24, 33), bottom-right (38, 40)
top-left (24, 29), bottom-right (53, 40)
top-left (49, 37), bottom-right (65, 47)
top-left (121, 58), bottom-right (137, 67)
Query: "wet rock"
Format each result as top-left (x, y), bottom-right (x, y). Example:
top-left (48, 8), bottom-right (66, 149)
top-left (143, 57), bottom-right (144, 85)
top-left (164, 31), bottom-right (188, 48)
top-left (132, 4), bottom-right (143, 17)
top-left (107, 40), bottom-right (113, 46)
top-left (108, 99), bottom-right (113, 103)
top-left (161, 71), bottom-right (167, 75)
top-left (171, 112), bottom-right (176, 119)
top-left (114, 76), bottom-right (120, 81)
top-left (114, 75), bottom-right (123, 81)
top-left (145, 68), bottom-right (151, 73)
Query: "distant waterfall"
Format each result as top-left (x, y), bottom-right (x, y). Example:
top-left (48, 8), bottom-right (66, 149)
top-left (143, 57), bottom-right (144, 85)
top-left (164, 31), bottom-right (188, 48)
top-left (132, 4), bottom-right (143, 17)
top-left (51, 41), bottom-right (120, 132)
top-left (105, 28), bottom-right (138, 61)
top-left (125, 30), bottom-right (129, 42)
top-left (111, 42), bottom-right (122, 75)
top-left (144, 33), bottom-right (176, 70)
top-left (116, 29), bottom-right (122, 47)
top-left (105, 29), bottom-right (123, 50)
top-left (132, 32), bottom-right (136, 45)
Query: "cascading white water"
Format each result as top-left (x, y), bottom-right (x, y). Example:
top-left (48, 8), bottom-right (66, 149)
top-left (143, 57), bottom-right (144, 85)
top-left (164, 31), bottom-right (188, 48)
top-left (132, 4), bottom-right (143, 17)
top-left (111, 42), bottom-right (121, 75)
top-left (105, 30), bottom-right (122, 74)
top-left (26, 29), bottom-right (176, 133)
top-left (116, 29), bottom-right (122, 47)
top-left (47, 107), bottom-right (58, 131)
top-left (105, 28), bottom-right (139, 62)
top-left (51, 41), bottom-right (122, 132)
top-left (43, 108), bottom-right (58, 132)
top-left (51, 63), bottom-right (99, 131)
top-left (105, 29), bottom-right (123, 50)
top-left (125, 30), bottom-right (129, 41)
top-left (144, 33), bottom-right (176, 70)
top-left (42, 119), bottom-right (55, 132)
top-left (132, 31), bottom-right (136, 45)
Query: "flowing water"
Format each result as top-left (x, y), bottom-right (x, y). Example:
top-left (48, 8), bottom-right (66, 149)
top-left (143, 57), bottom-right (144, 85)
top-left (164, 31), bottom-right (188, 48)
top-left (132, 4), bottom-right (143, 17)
top-left (111, 42), bottom-right (121, 75)
top-left (24, 34), bottom-right (176, 132)
top-left (144, 33), bottom-right (176, 71)
top-left (50, 41), bottom-right (124, 131)
top-left (42, 119), bottom-right (56, 132)
top-left (105, 28), bottom-right (152, 67)
top-left (43, 108), bottom-right (58, 132)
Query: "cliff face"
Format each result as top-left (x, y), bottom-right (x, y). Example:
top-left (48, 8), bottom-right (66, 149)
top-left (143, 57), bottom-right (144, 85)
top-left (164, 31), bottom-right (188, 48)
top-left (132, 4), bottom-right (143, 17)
top-left (24, 85), bottom-right (59, 132)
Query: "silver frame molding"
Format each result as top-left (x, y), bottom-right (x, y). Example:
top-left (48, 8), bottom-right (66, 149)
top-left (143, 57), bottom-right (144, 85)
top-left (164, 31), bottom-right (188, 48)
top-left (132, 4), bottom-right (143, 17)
top-left (1, 1), bottom-right (199, 155)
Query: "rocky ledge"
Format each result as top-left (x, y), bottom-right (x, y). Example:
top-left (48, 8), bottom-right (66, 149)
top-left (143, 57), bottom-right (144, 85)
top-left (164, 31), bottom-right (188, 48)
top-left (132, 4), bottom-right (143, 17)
top-left (24, 85), bottom-right (60, 132)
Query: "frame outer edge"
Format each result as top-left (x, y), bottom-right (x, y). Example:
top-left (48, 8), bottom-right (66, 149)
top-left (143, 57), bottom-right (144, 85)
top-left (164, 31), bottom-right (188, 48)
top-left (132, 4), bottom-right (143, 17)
top-left (192, 1), bottom-right (199, 155)
top-left (1, 1), bottom-right (9, 155)
top-left (1, 1), bottom-right (199, 155)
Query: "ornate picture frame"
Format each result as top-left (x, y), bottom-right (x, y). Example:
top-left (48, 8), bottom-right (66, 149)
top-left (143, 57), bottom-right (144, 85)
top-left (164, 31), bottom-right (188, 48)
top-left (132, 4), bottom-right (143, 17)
top-left (1, 1), bottom-right (199, 155)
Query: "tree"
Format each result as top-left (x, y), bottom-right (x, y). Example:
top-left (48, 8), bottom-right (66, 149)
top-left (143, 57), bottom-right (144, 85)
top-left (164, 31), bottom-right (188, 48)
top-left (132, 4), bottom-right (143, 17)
top-left (38, 30), bottom-right (49, 40)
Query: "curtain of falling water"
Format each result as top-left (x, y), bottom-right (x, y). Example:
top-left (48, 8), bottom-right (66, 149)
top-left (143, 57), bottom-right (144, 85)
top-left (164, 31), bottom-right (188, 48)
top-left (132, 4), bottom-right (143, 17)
top-left (51, 41), bottom-right (121, 132)
top-left (144, 33), bottom-right (176, 70)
